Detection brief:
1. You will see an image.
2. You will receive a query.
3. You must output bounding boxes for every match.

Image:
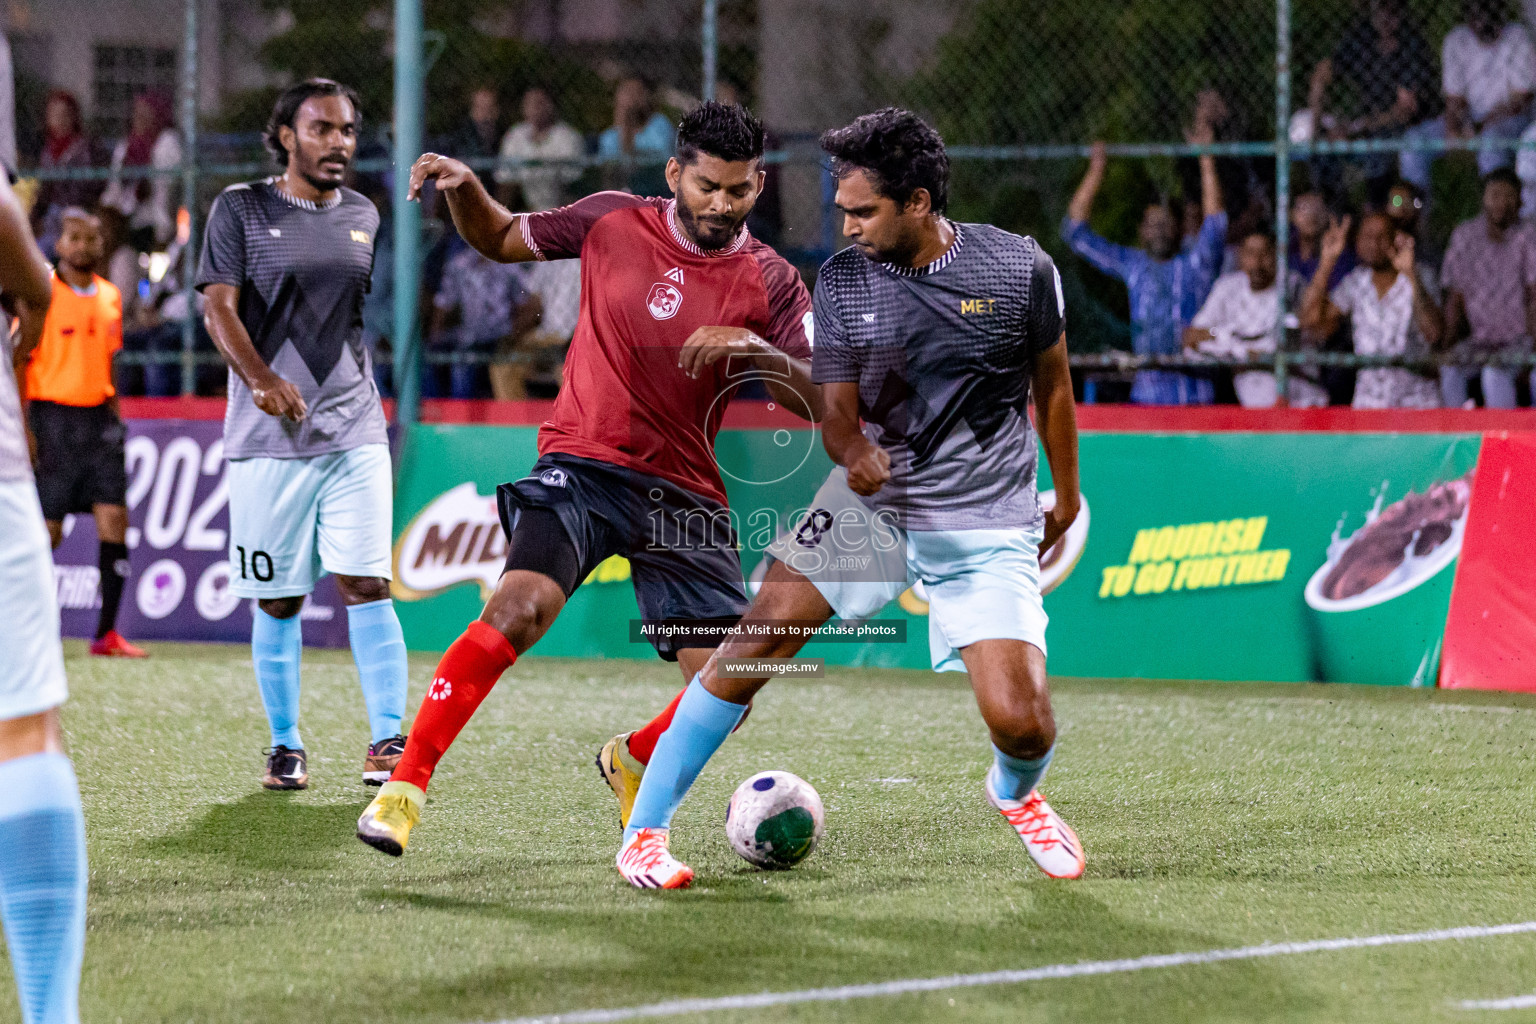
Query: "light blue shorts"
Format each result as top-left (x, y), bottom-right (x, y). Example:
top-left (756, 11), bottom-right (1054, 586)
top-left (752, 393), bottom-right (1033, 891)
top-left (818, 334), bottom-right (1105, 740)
top-left (0, 478), bottom-right (68, 719)
top-left (764, 468), bottom-right (1047, 672)
top-left (226, 443), bottom-right (394, 598)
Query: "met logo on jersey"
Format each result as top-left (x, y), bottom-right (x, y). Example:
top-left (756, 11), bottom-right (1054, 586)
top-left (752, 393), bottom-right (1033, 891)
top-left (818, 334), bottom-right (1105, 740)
top-left (960, 298), bottom-right (997, 315)
top-left (350, 230), bottom-right (372, 245)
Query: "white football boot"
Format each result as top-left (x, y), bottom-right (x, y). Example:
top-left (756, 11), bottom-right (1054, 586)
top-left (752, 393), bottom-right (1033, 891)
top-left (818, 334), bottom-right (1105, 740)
top-left (986, 777), bottom-right (1085, 879)
top-left (616, 827), bottom-right (694, 889)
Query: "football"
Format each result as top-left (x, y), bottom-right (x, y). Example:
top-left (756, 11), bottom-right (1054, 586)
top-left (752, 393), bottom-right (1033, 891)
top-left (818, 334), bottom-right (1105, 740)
top-left (725, 770), bottom-right (826, 869)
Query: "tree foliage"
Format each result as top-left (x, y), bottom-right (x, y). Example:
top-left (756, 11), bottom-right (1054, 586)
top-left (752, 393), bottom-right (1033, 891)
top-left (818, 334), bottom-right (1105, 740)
top-left (218, 0), bottom-right (610, 142)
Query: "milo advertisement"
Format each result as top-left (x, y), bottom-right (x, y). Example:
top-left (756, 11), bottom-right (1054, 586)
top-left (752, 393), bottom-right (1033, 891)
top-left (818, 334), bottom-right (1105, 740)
top-left (1040, 432), bottom-right (1480, 684)
top-left (1305, 474), bottom-right (1471, 686)
top-left (390, 423), bottom-right (1484, 685)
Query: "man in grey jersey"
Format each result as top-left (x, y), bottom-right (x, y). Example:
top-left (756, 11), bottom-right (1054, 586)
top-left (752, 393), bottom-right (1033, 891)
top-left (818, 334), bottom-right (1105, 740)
top-left (614, 109), bottom-right (1085, 889)
top-left (0, 170), bottom-right (90, 1024)
top-left (198, 79), bottom-right (408, 792)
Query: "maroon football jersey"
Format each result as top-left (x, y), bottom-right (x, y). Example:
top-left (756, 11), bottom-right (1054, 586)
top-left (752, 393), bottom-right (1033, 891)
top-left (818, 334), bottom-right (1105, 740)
top-left (521, 192), bottom-right (812, 504)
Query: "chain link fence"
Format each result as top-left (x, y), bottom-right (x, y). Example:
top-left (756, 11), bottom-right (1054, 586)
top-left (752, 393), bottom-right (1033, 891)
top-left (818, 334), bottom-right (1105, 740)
top-left (16, 0), bottom-right (1536, 407)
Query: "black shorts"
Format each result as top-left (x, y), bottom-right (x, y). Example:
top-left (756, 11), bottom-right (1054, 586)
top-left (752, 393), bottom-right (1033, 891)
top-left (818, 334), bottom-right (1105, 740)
top-left (497, 452), bottom-right (748, 661)
top-left (28, 400), bottom-right (128, 521)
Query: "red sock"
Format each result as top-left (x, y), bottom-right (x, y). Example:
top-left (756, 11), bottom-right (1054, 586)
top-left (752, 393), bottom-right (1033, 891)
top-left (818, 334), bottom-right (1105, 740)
top-left (626, 687), bottom-right (686, 765)
top-left (391, 621), bottom-right (516, 791)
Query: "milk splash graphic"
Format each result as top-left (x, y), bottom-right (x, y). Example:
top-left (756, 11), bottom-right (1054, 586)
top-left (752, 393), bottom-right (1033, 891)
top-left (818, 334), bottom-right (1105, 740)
top-left (1307, 473), bottom-right (1473, 612)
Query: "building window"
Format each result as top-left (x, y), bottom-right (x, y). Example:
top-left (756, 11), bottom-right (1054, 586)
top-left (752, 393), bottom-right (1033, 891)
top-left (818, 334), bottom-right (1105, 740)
top-left (93, 45), bottom-right (177, 139)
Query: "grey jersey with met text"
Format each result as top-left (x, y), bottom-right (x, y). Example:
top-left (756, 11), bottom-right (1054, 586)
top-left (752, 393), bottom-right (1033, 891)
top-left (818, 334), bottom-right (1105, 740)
top-left (811, 223), bottom-right (1065, 530)
top-left (0, 320), bottom-right (27, 481)
top-left (196, 179), bottom-right (387, 459)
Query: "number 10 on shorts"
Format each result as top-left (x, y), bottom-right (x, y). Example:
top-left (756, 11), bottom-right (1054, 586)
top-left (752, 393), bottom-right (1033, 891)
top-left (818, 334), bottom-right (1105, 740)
top-left (236, 546), bottom-right (275, 583)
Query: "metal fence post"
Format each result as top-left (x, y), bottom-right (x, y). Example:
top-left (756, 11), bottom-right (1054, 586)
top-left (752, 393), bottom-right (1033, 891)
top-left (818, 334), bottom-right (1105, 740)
top-left (180, 0), bottom-right (199, 396)
top-left (393, 0), bottom-right (424, 426)
top-left (702, 0), bottom-right (718, 103)
top-left (1273, 0), bottom-right (1292, 404)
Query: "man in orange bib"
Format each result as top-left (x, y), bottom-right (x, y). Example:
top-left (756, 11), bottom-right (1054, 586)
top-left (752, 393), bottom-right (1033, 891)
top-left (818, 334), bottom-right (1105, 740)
top-left (22, 207), bottom-right (146, 658)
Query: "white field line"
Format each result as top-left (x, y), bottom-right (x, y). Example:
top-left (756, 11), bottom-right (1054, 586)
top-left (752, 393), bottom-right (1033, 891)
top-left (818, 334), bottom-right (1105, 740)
top-left (1458, 994), bottom-right (1536, 1010)
top-left (485, 920), bottom-right (1536, 1024)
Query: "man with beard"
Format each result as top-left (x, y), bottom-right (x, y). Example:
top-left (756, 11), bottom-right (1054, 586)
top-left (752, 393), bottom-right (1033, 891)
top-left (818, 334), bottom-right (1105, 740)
top-left (23, 208), bottom-right (146, 657)
top-left (1438, 168), bottom-right (1536, 408)
top-left (607, 108), bottom-right (1084, 889)
top-left (1184, 229), bottom-right (1329, 408)
top-left (356, 101), bottom-right (817, 857)
top-left (198, 79), bottom-right (409, 792)
top-left (1300, 211), bottom-right (1443, 408)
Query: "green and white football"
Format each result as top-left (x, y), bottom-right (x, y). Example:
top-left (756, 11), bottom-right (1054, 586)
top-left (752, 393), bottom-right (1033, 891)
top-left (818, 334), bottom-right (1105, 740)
top-left (725, 770), bottom-right (825, 869)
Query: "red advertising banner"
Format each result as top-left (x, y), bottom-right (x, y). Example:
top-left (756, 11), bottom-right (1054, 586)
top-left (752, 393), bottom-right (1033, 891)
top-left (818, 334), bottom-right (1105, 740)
top-left (1439, 432), bottom-right (1536, 692)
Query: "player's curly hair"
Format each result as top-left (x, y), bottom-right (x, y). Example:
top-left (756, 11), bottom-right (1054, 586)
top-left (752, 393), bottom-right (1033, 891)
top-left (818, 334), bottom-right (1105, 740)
top-left (264, 78), bottom-right (361, 168)
top-left (676, 101), bottom-right (764, 165)
top-left (820, 108), bottom-right (949, 214)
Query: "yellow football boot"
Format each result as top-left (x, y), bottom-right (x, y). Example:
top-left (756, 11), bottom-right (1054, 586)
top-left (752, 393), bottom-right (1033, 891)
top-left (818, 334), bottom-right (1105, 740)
top-left (356, 780), bottom-right (424, 857)
top-left (596, 732), bottom-right (646, 830)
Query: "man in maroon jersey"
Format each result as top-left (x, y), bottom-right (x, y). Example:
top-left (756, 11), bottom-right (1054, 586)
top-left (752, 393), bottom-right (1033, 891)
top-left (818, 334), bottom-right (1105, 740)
top-left (358, 102), bottom-right (818, 856)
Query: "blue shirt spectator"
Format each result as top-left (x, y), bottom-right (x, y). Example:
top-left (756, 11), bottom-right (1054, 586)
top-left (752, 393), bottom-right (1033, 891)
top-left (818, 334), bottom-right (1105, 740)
top-left (428, 246), bottom-right (529, 399)
top-left (597, 76), bottom-right (675, 160)
top-left (1063, 137), bottom-right (1227, 404)
top-left (1290, 237), bottom-right (1357, 293)
top-left (1063, 211), bottom-right (1227, 403)
top-left (597, 111), bottom-right (674, 159)
top-left (596, 77), bottom-right (674, 197)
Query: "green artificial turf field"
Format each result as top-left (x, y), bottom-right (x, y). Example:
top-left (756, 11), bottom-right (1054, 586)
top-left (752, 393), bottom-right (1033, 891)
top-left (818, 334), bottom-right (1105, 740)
top-left (6, 642), bottom-right (1536, 1023)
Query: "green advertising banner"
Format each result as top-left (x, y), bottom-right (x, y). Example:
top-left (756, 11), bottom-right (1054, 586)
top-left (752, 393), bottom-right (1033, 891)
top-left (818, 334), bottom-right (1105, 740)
top-left (391, 425), bottom-right (1480, 686)
top-left (1044, 433), bottom-right (1479, 684)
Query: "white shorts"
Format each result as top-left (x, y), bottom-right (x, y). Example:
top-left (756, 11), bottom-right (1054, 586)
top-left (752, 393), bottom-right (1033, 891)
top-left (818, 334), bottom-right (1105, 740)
top-left (0, 478), bottom-right (68, 719)
top-left (226, 443), bottom-right (394, 598)
top-left (764, 468), bottom-right (1048, 672)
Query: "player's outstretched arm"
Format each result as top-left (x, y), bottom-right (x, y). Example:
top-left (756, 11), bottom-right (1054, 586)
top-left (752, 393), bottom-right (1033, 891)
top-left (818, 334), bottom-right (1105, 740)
top-left (409, 153), bottom-right (537, 264)
top-left (203, 283), bottom-right (307, 421)
top-left (9, 292), bottom-right (48, 375)
top-left (676, 327), bottom-right (824, 421)
top-left (822, 381), bottom-right (889, 496)
top-left (0, 173), bottom-right (53, 364)
top-left (1032, 334), bottom-right (1080, 555)
top-left (761, 356), bottom-right (822, 422)
top-left (0, 176), bottom-right (51, 312)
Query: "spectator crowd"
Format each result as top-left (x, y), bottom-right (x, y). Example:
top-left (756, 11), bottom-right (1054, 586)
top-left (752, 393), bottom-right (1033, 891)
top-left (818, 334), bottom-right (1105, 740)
top-left (16, 72), bottom-right (731, 401)
top-left (19, 0), bottom-right (1536, 407)
top-left (32, 88), bottom-right (201, 398)
top-left (1064, 0), bottom-right (1536, 408)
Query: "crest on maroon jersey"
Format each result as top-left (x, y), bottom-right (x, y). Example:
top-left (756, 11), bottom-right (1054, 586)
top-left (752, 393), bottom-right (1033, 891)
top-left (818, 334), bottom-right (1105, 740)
top-left (647, 282), bottom-right (683, 320)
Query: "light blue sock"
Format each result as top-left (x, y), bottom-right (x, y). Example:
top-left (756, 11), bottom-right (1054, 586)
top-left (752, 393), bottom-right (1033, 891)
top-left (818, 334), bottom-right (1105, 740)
top-left (0, 753), bottom-right (87, 1024)
top-left (346, 599), bottom-right (409, 744)
top-left (624, 677), bottom-right (747, 843)
top-left (987, 743), bottom-right (1054, 802)
top-left (252, 608), bottom-right (303, 749)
